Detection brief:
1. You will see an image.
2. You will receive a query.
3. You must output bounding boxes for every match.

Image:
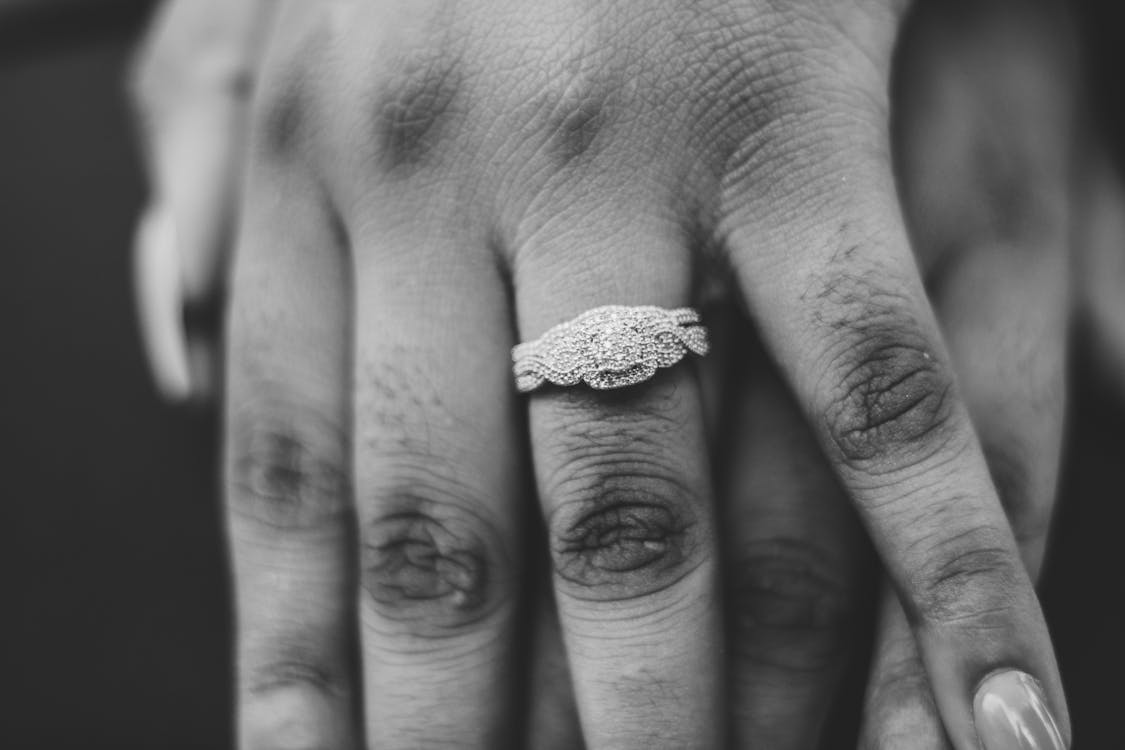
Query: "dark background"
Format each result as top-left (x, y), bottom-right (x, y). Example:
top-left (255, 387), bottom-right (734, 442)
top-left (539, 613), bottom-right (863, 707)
top-left (2, 2), bottom-right (1122, 748)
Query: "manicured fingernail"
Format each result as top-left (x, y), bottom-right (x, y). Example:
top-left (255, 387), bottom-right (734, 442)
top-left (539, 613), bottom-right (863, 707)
top-left (974, 671), bottom-right (1065, 750)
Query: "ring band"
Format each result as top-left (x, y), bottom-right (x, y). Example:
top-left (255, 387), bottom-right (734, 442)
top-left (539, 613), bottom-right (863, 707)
top-left (512, 305), bottom-right (710, 393)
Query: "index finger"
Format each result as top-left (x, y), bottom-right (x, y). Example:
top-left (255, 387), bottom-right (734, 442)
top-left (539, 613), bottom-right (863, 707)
top-left (719, 8), bottom-right (1068, 750)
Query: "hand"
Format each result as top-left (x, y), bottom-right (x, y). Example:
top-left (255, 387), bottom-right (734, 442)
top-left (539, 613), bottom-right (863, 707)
top-left (215, 0), bottom-right (1074, 747)
top-left (129, 0), bottom-right (274, 401)
top-left (529, 5), bottom-right (1082, 746)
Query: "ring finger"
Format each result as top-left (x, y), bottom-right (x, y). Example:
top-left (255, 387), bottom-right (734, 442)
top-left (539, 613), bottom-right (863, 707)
top-left (514, 198), bottom-right (723, 747)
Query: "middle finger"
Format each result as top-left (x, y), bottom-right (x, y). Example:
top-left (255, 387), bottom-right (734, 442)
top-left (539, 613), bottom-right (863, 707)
top-left (349, 163), bottom-right (526, 748)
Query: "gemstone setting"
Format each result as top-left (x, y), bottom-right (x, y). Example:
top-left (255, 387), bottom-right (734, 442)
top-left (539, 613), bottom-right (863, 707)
top-left (512, 305), bottom-right (709, 393)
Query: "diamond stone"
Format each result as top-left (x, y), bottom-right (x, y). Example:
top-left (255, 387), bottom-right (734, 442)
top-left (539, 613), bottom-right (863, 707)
top-left (512, 305), bottom-right (709, 393)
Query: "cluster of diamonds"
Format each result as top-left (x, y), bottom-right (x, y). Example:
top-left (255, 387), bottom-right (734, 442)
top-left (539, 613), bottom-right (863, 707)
top-left (512, 305), bottom-right (710, 393)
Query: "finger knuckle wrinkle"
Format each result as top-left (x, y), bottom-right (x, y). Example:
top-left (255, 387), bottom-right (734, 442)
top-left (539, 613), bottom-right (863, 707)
top-left (361, 492), bottom-right (508, 635)
top-left (544, 377), bottom-right (689, 449)
top-left (823, 323), bottom-right (956, 470)
top-left (729, 540), bottom-right (853, 672)
top-left (548, 480), bottom-right (703, 603)
top-left (230, 413), bottom-right (347, 531)
top-left (910, 539), bottom-right (1022, 627)
top-left (243, 657), bottom-right (346, 750)
top-left (246, 657), bottom-right (340, 698)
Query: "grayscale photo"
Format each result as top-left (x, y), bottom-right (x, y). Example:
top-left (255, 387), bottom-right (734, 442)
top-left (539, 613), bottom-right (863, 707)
top-left (4, 0), bottom-right (1124, 747)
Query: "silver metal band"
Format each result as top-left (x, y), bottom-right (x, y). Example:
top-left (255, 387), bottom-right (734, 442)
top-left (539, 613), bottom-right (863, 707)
top-left (512, 305), bottom-right (710, 393)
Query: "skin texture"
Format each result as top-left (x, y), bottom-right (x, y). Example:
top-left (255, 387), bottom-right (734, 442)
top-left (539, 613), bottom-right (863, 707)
top-left (864, 2), bottom-right (1075, 745)
top-left (129, 0), bottom-right (1110, 747)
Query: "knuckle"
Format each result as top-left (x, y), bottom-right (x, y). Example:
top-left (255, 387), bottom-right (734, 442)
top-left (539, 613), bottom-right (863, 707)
top-left (526, 69), bottom-right (614, 172)
top-left (368, 48), bottom-right (465, 176)
top-left (825, 340), bottom-right (955, 467)
top-left (245, 654), bottom-right (342, 699)
top-left (359, 476), bottom-right (512, 637)
top-left (539, 382), bottom-right (709, 603)
top-left (728, 540), bottom-right (855, 673)
top-left (547, 474), bottom-right (704, 603)
top-left (703, 7), bottom-right (893, 204)
top-left (907, 529), bottom-right (1024, 628)
top-left (228, 403), bottom-right (348, 533)
top-left (242, 662), bottom-right (345, 750)
top-left (718, 103), bottom-right (883, 231)
top-left (251, 21), bottom-right (334, 163)
top-left (703, 36), bottom-right (832, 179)
top-left (817, 293), bottom-right (958, 472)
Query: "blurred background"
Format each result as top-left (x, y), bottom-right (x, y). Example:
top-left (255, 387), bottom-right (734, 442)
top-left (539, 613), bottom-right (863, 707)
top-left (2, 1), bottom-right (1123, 747)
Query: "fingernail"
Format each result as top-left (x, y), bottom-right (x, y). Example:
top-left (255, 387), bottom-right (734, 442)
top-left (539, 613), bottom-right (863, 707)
top-left (974, 670), bottom-right (1065, 750)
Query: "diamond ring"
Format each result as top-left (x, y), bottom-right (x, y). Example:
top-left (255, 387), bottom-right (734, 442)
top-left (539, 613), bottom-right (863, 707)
top-left (512, 305), bottom-right (710, 393)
